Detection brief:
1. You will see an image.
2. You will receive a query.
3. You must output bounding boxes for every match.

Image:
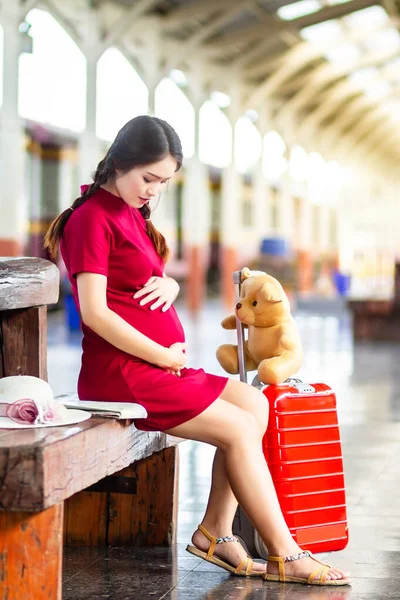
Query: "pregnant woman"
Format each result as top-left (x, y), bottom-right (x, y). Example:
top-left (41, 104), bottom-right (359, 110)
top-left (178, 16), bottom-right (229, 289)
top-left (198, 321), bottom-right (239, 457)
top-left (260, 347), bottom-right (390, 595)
top-left (44, 115), bottom-right (349, 586)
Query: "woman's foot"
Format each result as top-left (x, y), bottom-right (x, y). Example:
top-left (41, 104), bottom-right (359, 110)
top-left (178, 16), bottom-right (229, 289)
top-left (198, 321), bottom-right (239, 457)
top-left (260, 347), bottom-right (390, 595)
top-left (266, 547), bottom-right (350, 584)
top-left (191, 527), bottom-right (266, 575)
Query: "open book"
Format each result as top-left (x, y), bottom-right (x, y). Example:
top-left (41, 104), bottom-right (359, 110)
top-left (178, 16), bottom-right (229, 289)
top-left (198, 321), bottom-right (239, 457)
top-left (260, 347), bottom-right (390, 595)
top-left (56, 394), bottom-right (148, 420)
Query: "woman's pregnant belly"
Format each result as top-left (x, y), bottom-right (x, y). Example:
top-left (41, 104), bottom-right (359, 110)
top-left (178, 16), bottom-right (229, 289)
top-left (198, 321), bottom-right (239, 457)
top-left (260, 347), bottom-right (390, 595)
top-left (108, 291), bottom-right (185, 347)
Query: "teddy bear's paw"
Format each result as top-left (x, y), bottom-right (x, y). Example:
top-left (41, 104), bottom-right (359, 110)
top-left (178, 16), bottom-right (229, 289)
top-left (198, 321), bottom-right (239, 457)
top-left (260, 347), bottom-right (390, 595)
top-left (216, 345), bottom-right (240, 374)
top-left (221, 314), bottom-right (237, 330)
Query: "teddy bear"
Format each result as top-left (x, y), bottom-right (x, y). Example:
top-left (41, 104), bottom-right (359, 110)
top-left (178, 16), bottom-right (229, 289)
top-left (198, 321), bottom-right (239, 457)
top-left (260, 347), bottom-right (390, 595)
top-left (216, 267), bottom-right (303, 384)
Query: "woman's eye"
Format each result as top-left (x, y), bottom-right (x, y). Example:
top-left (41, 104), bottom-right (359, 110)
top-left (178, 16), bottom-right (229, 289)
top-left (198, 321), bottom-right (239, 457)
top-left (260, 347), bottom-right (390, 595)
top-left (253, 301), bottom-right (257, 306)
top-left (143, 177), bottom-right (151, 183)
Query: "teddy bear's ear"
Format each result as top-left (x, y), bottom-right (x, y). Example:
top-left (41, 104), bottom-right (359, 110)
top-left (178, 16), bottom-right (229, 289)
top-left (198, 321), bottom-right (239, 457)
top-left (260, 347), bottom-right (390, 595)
top-left (241, 267), bottom-right (251, 281)
top-left (260, 281), bottom-right (282, 303)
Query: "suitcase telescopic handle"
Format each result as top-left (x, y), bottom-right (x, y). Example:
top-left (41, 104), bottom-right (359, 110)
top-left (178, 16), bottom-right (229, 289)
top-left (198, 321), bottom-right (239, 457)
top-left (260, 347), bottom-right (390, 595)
top-left (233, 270), bottom-right (247, 384)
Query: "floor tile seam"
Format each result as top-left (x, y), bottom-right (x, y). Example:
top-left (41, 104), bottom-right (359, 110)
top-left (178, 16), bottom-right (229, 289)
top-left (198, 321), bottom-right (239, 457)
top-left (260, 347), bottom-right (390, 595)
top-left (62, 555), bottom-right (106, 583)
top-left (156, 571), bottom-right (194, 600)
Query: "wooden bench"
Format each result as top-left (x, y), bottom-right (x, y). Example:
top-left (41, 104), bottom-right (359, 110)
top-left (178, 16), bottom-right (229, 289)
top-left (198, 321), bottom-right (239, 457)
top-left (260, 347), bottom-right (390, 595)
top-left (347, 263), bottom-right (400, 340)
top-left (0, 258), bottom-right (179, 600)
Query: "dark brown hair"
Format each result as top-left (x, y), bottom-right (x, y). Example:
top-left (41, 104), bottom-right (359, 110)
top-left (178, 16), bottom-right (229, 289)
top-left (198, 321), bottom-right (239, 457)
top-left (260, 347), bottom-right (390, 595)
top-left (44, 115), bottom-right (183, 260)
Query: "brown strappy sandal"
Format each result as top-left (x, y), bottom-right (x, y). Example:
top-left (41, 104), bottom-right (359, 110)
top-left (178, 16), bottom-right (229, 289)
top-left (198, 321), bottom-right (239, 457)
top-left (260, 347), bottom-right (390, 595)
top-left (264, 550), bottom-right (351, 586)
top-left (186, 524), bottom-right (266, 577)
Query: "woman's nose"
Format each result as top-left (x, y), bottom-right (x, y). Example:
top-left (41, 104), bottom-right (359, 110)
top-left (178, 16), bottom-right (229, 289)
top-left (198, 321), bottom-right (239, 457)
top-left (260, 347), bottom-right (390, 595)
top-left (147, 185), bottom-right (159, 197)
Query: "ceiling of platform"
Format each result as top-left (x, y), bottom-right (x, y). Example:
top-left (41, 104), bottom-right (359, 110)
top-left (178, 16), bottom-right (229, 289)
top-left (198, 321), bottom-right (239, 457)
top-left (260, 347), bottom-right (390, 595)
top-left (25, 0), bottom-right (400, 167)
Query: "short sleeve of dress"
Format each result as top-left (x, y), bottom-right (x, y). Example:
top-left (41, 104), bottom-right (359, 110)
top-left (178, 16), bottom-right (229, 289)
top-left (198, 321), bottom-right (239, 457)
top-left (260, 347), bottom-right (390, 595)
top-left (64, 208), bottom-right (112, 279)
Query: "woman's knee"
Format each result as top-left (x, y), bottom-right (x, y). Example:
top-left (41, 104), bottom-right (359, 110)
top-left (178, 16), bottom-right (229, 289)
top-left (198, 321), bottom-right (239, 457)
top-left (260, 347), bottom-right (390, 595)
top-left (223, 411), bottom-right (262, 449)
top-left (165, 397), bottom-right (265, 450)
top-left (221, 379), bottom-right (269, 433)
top-left (247, 386), bottom-right (269, 433)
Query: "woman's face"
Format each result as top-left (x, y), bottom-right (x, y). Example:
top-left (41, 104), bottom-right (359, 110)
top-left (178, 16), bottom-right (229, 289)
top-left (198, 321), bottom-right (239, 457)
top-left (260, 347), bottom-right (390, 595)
top-left (114, 154), bottom-right (178, 209)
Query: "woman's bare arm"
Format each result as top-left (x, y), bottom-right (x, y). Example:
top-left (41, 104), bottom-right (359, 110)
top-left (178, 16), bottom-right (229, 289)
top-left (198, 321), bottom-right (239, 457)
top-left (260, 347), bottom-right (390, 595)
top-left (77, 272), bottom-right (186, 370)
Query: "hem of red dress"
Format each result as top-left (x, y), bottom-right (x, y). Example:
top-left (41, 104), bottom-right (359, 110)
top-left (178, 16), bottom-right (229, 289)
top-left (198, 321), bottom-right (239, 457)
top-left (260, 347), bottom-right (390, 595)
top-left (134, 376), bottom-right (229, 433)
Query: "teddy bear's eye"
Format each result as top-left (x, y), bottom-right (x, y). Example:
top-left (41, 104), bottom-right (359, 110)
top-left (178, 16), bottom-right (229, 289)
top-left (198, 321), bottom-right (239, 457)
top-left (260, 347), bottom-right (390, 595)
top-left (252, 301), bottom-right (257, 307)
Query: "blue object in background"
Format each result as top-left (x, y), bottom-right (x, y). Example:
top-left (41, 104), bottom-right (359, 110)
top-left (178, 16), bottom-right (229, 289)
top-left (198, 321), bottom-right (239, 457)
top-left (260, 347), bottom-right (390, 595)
top-left (260, 237), bottom-right (288, 257)
top-left (64, 294), bottom-right (81, 330)
top-left (333, 271), bottom-right (351, 296)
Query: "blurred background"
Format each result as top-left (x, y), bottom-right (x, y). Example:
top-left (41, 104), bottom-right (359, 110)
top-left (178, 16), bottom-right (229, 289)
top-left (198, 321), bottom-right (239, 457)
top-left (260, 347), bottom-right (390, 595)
top-left (2, 0), bottom-right (400, 324)
top-left (2, 2), bottom-right (400, 597)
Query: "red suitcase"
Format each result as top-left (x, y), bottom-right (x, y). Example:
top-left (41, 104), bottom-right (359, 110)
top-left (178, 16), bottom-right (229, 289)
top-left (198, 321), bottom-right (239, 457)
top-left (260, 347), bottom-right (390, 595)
top-left (231, 270), bottom-right (349, 557)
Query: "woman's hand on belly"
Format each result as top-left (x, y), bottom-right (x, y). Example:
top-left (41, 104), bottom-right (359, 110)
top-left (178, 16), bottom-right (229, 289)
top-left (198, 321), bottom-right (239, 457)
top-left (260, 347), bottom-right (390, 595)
top-left (155, 342), bottom-right (187, 376)
top-left (133, 276), bottom-right (179, 312)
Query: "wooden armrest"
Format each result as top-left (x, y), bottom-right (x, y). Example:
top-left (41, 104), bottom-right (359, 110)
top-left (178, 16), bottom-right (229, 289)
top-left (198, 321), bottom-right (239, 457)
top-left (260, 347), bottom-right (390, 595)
top-left (0, 257), bottom-right (59, 310)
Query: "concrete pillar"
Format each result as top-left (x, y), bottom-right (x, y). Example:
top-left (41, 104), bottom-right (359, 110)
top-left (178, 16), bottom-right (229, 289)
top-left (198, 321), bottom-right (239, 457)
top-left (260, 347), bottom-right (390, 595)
top-left (315, 203), bottom-right (335, 294)
top-left (316, 204), bottom-right (331, 254)
top-left (0, 1), bottom-right (26, 256)
top-left (27, 141), bottom-right (42, 257)
top-left (297, 192), bottom-right (314, 293)
top-left (144, 30), bottom-right (162, 115)
top-left (277, 177), bottom-right (295, 243)
top-left (253, 162), bottom-right (271, 246)
top-left (221, 85), bottom-right (241, 309)
top-left (183, 156), bottom-right (210, 313)
top-left (148, 81), bottom-right (158, 116)
top-left (79, 16), bottom-right (102, 185)
top-left (183, 73), bottom-right (210, 314)
top-left (58, 149), bottom-right (76, 212)
top-left (336, 182), bottom-right (353, 275)
top-left (156, 175), bottom-right (177, 245)
top-left (254, 110), bottom-right (272, 243)
top-left (221, 163), bottom-right (241, 308)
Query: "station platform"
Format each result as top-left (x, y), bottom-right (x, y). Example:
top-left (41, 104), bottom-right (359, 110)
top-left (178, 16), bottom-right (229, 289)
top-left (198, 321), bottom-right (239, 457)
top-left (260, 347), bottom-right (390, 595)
top-left (47, 299), bottom-right (400, 600)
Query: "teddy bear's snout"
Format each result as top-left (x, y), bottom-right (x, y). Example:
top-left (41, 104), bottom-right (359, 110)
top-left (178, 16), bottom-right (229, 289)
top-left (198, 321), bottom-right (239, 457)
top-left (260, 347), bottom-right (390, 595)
top-left (236, 302), bottom-right (242, 309)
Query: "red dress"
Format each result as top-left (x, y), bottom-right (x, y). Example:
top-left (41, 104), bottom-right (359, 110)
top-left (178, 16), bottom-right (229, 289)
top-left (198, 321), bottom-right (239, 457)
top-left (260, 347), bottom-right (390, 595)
top-left (60, 187), bottom-right (228, 432)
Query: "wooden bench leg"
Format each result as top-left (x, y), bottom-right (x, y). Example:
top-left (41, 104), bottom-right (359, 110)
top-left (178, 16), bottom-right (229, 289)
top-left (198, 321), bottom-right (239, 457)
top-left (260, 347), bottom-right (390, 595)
top-left (64, 446), bottom-right (179, 547)
top-left (0, 503), bottom-right (63, 600)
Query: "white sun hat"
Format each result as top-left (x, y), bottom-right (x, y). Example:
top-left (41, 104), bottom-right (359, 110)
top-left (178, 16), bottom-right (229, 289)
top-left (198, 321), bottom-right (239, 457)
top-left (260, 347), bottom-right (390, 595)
top-left (0, 376), bottom-right (91, 429)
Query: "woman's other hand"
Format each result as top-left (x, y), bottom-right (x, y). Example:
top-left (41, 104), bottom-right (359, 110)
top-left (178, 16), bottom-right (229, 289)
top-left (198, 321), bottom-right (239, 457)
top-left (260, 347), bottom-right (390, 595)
top-left (156, 342), bottom-right (187, 376)
top-left (133, 276), bottom-right (179, 312)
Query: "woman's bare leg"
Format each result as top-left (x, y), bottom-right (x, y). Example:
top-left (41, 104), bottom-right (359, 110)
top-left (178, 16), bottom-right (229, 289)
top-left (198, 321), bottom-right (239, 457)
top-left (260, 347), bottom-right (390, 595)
top-left (165, 397), bottom-right (348, 581)
top-left (201, 380), bottom-right (269, 530)
top-left (191, 380), bottom-right (269, 572)
top-left (191, 447), bottom-right (269, 573)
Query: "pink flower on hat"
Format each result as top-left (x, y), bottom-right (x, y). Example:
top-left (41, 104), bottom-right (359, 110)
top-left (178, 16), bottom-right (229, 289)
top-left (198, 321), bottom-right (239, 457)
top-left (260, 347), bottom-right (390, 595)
top-left (6, 398), bottom-right (56, 425)
top-left (6, 398), bottom-right (39, 424)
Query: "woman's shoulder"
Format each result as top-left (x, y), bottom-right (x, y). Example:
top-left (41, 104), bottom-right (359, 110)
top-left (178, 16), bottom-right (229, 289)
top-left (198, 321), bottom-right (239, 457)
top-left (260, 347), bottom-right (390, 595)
top-left (71, 187), bottom-right (119, 220)
top-left (64, 192), bottom-right (113, 239)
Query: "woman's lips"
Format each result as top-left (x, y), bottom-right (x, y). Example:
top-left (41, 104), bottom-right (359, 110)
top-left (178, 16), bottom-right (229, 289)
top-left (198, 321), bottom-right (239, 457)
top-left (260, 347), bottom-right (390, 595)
top-left (139, 197), bottom-right (150, 203)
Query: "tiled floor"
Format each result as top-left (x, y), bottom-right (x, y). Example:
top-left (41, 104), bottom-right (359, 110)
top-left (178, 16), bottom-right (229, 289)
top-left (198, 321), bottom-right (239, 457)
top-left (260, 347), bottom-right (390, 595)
top-left (49, 298), bottom-right (400, 600)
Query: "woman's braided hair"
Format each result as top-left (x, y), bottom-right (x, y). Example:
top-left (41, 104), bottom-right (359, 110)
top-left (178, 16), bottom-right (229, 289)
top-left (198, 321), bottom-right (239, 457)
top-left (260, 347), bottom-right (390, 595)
top-left (44, 116), bottom-right (182, 261)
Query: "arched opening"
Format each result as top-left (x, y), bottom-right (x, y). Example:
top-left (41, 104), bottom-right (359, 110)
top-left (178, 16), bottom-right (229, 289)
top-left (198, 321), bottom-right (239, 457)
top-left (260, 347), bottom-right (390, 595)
top-left (96, 48), bottom-right (148, 142)
top-left (17, 9), bottom-right (86, 259)
top-left (19, 9), bottom-right (85, 131)
top-left (155, 77), bottom-right (195, 159)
